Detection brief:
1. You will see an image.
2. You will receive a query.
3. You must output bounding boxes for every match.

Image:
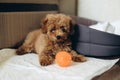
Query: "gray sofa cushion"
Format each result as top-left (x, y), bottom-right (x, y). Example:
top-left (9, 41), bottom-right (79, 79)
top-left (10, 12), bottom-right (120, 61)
top-left (72, 24), bottom-right (120, 57)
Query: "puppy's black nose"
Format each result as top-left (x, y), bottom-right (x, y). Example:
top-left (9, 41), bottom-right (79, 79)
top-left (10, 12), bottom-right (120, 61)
top-left (56, 35), bottom-right (61, 39)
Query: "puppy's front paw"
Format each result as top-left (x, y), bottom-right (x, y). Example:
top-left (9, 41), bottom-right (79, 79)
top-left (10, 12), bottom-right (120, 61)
top-left (40, 56), bottom-right (54, 66)
top-left (72, 55), bottom-right (87, 62)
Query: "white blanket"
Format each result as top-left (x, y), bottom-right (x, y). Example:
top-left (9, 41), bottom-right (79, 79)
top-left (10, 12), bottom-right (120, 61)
top-left (0, 49), bottom-right (119, 80)
top-left (89, 21), bottom-right (120, 35)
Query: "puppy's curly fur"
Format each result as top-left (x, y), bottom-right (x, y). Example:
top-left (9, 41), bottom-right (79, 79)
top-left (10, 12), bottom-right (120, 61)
top-left (16, 14), bottom-right (87, 66)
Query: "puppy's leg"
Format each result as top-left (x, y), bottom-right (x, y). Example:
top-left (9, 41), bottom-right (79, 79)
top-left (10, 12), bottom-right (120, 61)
top-left (62, 46), bottom-right (87, 62)
top-left (70, 50), bottom-right (87, 62)
top-left (39, 50), bottom-right (55, 66)
top-left (16, 43), bottom-right (34, 55)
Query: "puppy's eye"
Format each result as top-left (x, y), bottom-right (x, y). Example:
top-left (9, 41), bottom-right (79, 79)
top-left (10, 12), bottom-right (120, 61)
top-left (60, 26), bottom-right (66, 32)
top-left (62, 28), bottom-right (66, 32)
top-left (62, 28), bottom-right (67, 32)
top-left (50, 28), bottom-right (55, 32)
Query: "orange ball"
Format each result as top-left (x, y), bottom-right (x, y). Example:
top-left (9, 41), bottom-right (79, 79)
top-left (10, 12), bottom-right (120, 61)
top-left (55, 51), bottom-right (72, 67)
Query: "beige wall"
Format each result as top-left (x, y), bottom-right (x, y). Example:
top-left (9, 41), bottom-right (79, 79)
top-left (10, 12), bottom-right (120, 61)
top-left (59, 0), bottom-right (77, 16)
top-left (78, 0), bottom-right (120, 21)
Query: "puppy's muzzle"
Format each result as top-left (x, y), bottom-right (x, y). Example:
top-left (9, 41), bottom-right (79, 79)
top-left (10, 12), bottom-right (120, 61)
top-left (56, 35), bottom-right (61, 39)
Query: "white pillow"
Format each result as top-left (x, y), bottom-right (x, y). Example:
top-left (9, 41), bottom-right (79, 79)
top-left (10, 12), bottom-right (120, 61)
top-left (105, 23), bottom-right (115, 33)
top-left (110, 20), bottom-right (120, 35)
top-left (89, 22), bottom-right (115, 34)
top-left (89, 22), bottom-right (108, 31)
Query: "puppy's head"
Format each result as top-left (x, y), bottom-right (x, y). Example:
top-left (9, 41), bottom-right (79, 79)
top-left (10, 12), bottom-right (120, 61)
top-left (41, 14), bottom-right (75, 42)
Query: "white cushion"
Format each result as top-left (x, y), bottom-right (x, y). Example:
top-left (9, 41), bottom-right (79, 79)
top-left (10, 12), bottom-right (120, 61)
top-left (110, 20), bottom-right (120, 35)
top-left (90, 22), bottom-right (115, 34)
top-left (90, 21), bottom-right (120, 36)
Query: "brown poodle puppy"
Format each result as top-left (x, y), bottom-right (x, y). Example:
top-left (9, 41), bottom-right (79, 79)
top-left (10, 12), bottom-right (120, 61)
top-left (16, 14), bottom-right (87, 66)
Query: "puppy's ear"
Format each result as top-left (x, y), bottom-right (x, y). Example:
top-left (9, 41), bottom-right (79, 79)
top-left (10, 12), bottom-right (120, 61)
top-left (69, 19), bottom-right (76, 35)
top-left (41, 18), bottom-right (48, 34)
